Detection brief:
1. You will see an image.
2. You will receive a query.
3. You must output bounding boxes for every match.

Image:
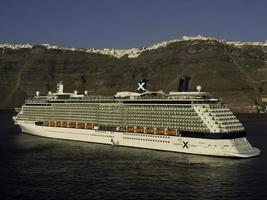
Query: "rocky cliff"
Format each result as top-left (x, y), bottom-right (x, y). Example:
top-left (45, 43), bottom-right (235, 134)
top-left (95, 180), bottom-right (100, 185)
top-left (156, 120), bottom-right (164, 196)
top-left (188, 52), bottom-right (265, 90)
top-left (1, 36), bottom-right (267, 112)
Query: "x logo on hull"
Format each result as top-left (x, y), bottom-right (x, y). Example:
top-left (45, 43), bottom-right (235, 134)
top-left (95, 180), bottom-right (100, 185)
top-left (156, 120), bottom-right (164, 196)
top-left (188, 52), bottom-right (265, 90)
top-left (182, 141), bottom-right (189, 149)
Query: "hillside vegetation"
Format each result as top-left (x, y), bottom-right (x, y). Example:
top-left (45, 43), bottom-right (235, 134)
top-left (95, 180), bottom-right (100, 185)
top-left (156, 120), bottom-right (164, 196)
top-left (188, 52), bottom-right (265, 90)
top-left (0, 38), bottom-right (267, 112)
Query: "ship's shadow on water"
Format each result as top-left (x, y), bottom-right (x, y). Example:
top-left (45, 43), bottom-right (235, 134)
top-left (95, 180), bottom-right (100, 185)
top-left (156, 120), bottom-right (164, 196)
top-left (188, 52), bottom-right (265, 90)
top-left (0, 111), bottom-right (267, 200)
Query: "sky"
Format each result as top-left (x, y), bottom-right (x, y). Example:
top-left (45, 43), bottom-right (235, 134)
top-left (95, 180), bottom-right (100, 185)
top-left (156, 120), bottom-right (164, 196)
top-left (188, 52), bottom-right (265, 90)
top-left (0, 0), bottom-right (267, 48)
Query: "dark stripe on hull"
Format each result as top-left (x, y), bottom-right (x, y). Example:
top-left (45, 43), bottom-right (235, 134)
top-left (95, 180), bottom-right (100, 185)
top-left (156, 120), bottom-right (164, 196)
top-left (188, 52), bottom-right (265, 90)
top-left (180, 131), bottom-right (246, 139)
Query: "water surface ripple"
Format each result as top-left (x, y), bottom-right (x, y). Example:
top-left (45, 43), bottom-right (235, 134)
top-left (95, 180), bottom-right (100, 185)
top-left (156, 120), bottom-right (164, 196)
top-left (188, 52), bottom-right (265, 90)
top-left (0, 111), bottom-right (266, 200)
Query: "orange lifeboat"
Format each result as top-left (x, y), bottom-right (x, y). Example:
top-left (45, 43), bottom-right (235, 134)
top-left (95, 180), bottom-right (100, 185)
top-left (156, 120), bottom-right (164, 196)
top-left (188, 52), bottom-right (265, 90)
top-left (126, 127), bottom-right (134, 132)
top-left (134, 127), bottom-right (144, 133)
top-left (48, 121), bottom-right (55, 127)
top-left (76, 122), bottom-right (85, 129)
top-left (144, 128), bottom-right (154, 134)
top-left (55, 121), bottom-right (61, 127)
top-left (165, 129), bottom-right (176, 136)
top-left (85, 123), bottom-right (93, 129)
top-left (155, 129), bottom-right (165, 135)
top-left (119, 127), bottom-right (126, 132)
top-left (61, 122), bottom-right (67, 128)
top-left (67, 122), bottom-right (76, 128)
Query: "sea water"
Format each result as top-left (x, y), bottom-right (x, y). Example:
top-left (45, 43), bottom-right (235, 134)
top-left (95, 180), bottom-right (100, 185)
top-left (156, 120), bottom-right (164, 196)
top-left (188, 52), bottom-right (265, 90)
top-left (0, 111), bottom-right (266, 200)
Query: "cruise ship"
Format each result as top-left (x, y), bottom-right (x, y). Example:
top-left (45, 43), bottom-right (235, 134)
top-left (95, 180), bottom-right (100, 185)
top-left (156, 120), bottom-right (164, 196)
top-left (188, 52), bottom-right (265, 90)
top-left (13, 77), bottom-right (260, 158)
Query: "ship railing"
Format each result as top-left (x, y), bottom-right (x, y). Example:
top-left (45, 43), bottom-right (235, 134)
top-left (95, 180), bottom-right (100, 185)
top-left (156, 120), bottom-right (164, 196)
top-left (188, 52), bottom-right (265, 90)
top-left (14, 107), bottom-right (21, 113)
top-left (25, 99), bottom-right (49, 104)
top-left (84, 95), bottom-right (115, 100)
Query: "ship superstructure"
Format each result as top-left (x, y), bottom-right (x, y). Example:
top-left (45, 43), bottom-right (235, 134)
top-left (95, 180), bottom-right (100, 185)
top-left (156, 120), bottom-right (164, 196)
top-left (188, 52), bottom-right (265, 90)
top-left (13, 77), bottom-right (260, 158)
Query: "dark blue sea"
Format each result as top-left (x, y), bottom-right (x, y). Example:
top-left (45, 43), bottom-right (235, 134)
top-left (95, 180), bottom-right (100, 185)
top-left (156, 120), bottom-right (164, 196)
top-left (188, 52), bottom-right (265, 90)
top-left (0, 110), bottom-right (266, 200)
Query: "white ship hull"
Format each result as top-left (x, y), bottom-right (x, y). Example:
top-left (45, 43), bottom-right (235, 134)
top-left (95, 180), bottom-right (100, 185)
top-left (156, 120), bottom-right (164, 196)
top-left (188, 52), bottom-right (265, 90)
top-left (16, 120), bottom-right (260, 158)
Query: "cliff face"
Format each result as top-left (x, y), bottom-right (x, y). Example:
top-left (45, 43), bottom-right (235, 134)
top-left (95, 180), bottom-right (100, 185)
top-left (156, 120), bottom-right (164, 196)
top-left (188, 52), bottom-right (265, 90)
top-left (0, 38), bottom-right (267, 112)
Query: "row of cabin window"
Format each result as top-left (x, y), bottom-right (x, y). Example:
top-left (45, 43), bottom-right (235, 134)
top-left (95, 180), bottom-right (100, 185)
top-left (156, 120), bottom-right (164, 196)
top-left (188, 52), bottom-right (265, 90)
top-left (50, 106), bottom-right (195, 111)
top-left (19, 114), bottom-right (206, 126)
top-left (123, 117), bottom-right (203, 123)
top-left (23, 110), bottom-right (200, 119)
top-left (90, 134), bottom-right (114, 138)
top-left (123, 137), bottom-right (170, 143)
top-left (123, 133), bottom-right (171, 139)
